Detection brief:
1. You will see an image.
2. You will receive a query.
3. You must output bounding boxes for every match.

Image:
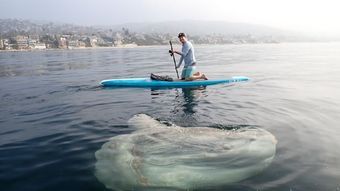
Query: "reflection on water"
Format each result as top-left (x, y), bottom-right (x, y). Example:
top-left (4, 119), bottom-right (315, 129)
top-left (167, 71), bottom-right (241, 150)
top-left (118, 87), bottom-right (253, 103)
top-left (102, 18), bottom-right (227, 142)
top-left (170, 87), bottom-right (205, 115)
top-left (180, 87), bottom-right (204, 114)
top-left (150, 87), bottom-right (209, 125)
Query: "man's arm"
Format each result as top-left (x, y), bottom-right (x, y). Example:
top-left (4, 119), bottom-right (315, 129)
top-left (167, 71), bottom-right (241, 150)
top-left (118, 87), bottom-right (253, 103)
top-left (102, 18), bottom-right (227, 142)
top-left (169, 50), bottom-right (183, 68)
top-left (177, 55), bottom-right (184, 68)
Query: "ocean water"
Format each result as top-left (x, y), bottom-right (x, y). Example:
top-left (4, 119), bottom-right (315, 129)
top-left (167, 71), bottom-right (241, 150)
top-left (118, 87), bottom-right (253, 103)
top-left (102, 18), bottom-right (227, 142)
top-left (1, 43), bottom-right (340, 191)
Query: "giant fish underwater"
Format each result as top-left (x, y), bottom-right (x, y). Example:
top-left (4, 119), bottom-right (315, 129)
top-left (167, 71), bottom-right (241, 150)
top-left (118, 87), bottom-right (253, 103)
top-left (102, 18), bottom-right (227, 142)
top-left (95, 114), bottom-right (277, 190)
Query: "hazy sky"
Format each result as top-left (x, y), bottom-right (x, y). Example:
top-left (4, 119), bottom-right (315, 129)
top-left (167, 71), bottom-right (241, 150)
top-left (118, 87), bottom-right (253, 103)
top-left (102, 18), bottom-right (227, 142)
top-left (1, 0), bottom-right (340, 36)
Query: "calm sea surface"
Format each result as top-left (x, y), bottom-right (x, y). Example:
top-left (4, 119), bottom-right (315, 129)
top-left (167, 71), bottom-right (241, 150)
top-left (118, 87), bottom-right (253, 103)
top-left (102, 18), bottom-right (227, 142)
top-left (1, 43), bottom-right (340, 191)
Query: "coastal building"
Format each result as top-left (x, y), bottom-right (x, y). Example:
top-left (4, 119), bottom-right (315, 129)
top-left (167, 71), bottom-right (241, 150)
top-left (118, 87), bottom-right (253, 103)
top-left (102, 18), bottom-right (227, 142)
top-left (46, 42), bottom-right (56, 49)
top-left (33, 43), bottom-right (46, 50)
top-left (83, 36), bottom-right (98, 47)
top-left (78, 41), bottom-right (86, 48)
top-left (113, 32), bottom-right (123, 47)
top-left (58, 37), bottom-right (67, 49)
top-left (29, 35), bottom-right (40, 41)
top-left (7, 44), bottom-right (16, 50)
top-left (28, 35), bottom-right (40, 48)
top-left (97, 37), bottom-right (111, 46)
top-left (67, 40), bottom-right (88, 49)
top-left (16, 35), bottom-right (29, 49)
top-left (113, 39), bottom-right (123, 47)
top-left (90, 36), bottom-right (98, 47)
top-left (61, 34), bottom-right (71, 39)
top-left (67, 40), bottom-right (78, 49)
top-left (28, 39), bottom-right (38, 48)
top-left (3, 39), bottom-right (10, 49)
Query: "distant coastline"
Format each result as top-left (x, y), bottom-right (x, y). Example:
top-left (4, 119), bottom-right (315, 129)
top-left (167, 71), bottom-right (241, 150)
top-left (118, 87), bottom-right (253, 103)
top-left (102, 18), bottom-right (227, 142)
top-left (1, 19), bottom-right (337, 51)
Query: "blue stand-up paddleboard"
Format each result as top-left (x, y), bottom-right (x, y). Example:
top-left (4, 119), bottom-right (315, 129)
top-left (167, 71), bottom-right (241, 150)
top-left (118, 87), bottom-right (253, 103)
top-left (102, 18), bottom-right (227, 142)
top-left (100, 76), bottom-right (249, 88)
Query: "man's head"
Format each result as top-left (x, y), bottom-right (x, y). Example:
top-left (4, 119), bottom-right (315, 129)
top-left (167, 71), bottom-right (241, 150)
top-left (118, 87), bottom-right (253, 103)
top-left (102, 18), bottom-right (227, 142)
top-left (178, 33), bottom-right (187, 44)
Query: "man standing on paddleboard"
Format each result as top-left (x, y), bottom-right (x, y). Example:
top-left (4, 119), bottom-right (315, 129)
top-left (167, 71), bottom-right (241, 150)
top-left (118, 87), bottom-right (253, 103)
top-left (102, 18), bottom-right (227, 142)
top-left (169, 33), bottom-right (208, 81)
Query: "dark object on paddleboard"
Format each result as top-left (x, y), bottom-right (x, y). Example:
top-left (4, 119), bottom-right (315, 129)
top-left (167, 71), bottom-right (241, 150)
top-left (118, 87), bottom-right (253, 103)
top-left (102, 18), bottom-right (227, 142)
top-left (150, 73), bottom-right (173, 81)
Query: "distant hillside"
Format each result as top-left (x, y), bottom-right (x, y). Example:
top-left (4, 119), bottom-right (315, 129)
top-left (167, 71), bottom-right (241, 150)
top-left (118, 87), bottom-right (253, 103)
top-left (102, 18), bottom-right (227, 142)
top-left (0, 19), bottom-right (97, 37)
top-left (0, 18), bottom-right (317, 42)
top-left (106, 20), bottom-right (292, 36)
top-left (1, 19), bottom-right (291, 36)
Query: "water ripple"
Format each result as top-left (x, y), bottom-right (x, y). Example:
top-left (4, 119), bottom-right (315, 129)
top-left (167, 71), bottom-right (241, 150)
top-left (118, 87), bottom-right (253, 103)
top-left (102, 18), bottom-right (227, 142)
top-left (1, 43), bottom-right (340, 191)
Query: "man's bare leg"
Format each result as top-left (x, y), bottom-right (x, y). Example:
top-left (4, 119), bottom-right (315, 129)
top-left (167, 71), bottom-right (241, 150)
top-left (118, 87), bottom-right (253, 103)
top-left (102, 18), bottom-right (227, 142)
top-left (185, 73), bottom-right (208, 81)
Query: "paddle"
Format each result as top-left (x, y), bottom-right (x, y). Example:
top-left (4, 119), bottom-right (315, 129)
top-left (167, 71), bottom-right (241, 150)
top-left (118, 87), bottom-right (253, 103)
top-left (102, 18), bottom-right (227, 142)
top-left (169, 40), bottom-right (180, 79)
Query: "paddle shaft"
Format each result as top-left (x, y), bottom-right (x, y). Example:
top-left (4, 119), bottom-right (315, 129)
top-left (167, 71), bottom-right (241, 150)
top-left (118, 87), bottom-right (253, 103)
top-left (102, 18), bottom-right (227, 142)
top-left (169, 40), bottom-right (180, 79)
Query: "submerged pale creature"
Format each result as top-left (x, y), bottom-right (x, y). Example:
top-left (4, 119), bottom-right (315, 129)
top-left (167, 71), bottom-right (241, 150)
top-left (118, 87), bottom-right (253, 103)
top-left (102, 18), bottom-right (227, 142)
top-left (95, 114), bottom-right (277, 190)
